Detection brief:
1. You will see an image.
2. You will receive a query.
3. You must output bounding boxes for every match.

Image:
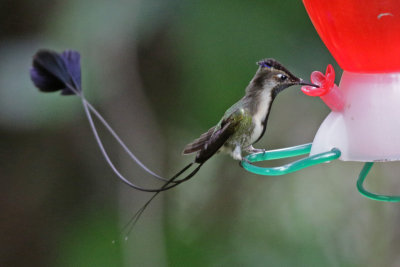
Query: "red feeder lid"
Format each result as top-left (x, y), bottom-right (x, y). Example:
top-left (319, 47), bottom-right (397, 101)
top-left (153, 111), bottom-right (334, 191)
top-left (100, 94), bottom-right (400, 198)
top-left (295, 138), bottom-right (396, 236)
top-left (303, 0), bottom-right (400, 73)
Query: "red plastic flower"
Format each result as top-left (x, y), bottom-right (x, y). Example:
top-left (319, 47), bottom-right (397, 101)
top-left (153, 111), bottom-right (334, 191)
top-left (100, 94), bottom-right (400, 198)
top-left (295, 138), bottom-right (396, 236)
top-left (301, 64), bottom-right (335, 97)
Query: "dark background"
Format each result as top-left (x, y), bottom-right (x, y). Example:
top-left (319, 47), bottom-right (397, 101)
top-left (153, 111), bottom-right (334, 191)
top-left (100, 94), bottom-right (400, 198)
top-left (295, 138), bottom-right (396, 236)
top-left (1, 0), bottom-right (400, 266)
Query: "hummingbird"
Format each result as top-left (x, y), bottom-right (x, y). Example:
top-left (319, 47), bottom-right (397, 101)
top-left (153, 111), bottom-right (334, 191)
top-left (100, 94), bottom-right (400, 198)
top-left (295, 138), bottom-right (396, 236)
top-left (182, 58), bottom-right (317, 164)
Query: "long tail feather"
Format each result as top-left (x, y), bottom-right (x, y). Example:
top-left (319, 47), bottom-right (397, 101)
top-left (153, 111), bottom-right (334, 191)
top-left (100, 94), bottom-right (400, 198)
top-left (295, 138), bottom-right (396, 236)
top-left (121, 162), bottom-right (204, 238)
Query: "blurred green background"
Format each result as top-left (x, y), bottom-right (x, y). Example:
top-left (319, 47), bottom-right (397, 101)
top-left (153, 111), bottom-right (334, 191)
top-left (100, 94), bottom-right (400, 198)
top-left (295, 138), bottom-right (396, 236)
top-left (2, 0), bottom-right (400, 266)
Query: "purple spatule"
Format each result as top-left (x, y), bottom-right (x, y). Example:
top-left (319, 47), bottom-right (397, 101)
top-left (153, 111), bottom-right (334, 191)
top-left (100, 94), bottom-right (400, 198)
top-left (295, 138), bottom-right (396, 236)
top-left (30, 49), bottom-right (81, 95)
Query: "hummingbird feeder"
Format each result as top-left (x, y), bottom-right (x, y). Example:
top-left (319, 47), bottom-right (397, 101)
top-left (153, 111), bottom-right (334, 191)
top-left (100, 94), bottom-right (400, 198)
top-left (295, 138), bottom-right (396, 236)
top-left (242, 0), bottom-right (400, 202)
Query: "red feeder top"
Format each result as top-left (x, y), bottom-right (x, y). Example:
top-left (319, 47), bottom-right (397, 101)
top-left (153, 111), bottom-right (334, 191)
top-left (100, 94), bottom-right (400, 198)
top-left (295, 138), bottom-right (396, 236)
top-left (303, 0), bottom-right (400, 73)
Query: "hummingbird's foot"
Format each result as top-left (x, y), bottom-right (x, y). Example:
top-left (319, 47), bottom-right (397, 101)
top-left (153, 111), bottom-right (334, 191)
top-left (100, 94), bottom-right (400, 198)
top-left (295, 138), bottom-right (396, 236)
top-left (238, 157), bottom-right (251, 169)
top-left (245, 145), bottom-right (266, 154)
top-left (241, 157), bottom-right (251, 164)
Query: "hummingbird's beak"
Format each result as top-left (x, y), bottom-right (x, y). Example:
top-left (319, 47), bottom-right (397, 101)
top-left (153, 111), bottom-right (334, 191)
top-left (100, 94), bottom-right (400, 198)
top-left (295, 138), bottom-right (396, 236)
top-left (298, 79), bottom-right (319, 88)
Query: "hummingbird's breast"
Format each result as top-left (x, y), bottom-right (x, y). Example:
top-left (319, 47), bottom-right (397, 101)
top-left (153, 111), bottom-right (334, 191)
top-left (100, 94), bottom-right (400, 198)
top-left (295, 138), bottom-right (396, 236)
top-left (249, 91), bottom-right (273, 144)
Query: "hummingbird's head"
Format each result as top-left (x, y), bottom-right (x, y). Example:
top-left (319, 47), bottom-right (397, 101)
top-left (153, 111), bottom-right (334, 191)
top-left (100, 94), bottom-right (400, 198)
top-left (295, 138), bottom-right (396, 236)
top-left (248, 58), bottom-right (317, 98)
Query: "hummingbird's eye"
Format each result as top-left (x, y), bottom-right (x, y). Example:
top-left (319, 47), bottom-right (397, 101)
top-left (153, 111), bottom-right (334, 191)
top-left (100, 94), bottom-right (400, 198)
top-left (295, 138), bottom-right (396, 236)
top-left (277, 74), bottom-right (287, 81)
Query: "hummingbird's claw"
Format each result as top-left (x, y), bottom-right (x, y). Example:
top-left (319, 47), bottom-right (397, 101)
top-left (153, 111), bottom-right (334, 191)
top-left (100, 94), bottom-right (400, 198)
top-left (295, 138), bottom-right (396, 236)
top-left (246, 145), bottom-right (266, 155)
top-left (239, 157), bottom-right (252, 168)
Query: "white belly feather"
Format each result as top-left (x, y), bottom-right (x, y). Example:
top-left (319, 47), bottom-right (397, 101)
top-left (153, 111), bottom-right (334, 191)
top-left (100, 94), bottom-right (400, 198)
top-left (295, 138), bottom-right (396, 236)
top-left (249, 91), bottom-right (272, 145)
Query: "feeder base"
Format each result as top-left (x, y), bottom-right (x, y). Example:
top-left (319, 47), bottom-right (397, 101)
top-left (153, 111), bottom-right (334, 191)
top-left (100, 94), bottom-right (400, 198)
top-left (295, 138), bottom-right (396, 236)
top-left (311, 71), bottom-right (400, 162)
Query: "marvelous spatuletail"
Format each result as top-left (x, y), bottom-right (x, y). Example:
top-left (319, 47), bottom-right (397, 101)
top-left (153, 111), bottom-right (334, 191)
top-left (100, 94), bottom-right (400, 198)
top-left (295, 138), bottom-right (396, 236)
top-left (30, 49), bottom-right (318, 231)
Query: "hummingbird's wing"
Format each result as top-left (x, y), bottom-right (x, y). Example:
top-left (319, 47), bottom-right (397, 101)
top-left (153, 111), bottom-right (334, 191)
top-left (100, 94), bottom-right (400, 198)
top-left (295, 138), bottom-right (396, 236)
top-left (182, 126), bottom-right (217, 155)
top-left (182, 100), bottom-right (243, 156)
top-left (192, 109), bottom-right (243, 163)
top-left (182, 98), bottom-right (245, 163)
